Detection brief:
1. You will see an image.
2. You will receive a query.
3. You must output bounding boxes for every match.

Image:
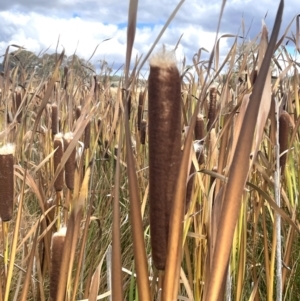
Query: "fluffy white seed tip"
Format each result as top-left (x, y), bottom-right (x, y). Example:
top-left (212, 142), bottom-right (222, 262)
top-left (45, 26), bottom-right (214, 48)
top-left (53, 227), bottom-right (67, 238)
top-left (149, 47), bottom-right (177, 68)
top-left (54, 133), bottom-right (64, 140)
top-left (64, 132), bottom-right (74, 141)
top-left (0, 143), bottom-right (15, 155)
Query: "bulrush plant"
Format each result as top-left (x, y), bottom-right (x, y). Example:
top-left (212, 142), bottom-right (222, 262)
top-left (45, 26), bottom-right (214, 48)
top-left (207, 87), bottom-right (217, 131)
top-left (64, 132), bottom-right (76, 191)
top-left (278, 110), bottom-right (291, 174)
top-left (0, 143), bottom-right (15, 222)
top-left (2, 0), bottom-right (300, 300)
top-left (63, 132), bottom-right (77, 225)
top-left (0, 143), bottom-right (15, 276)
top-left (50, 227), bottom-right (67, 301)
top-left (53, 133), bottom-right (64, 227)
top-left (137, 90), bottom-right (144, 131)
top-left (84, 120), bottom-right (91, 149)
top-left (53, 133), bottom-right (64, 192)
top-left (140, 119), bottom-right (147, 145)
top-left (148, 49), bottom-right (182, 272)
top-left (51, 103), bottom-right (58, 137)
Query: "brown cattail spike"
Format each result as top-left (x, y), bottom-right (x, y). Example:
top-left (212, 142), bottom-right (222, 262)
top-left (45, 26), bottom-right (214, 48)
top-left (64, 132), bottom-right (76, 191)
top-left (137, 91), bottom-right (144, 130)
top-left (7, 111), bottom-right (13, 124)
top-left (195, 114), bottom-right (205, 142)
top-left (84, 121), bottom-right (91, 149)
top-left (64, 66), bottom-right (68, 90)
top-left (53, 134), bottom-right (64, 192)
top-left (207, 87), bottom-right (217, 131)
top-left (51, 103), bottom-right (58, 136)
top-left (113, 145), bottom-right (118, 170)
top-left (140, 119), bottom-right (147, 145)
top-left (0, 144), bottom-right (15, 222)
top-left (123, 90), bottom-right (132, 120)
top-left (279, 111), bottom-right (291, 175)
top-left (50, 227), bottom-right (67, 301)
top-left (75, 106), bottom-right (81, 120)
top-left (148, 49), bottom-right (182, 270)
top-left (97, 117), bottom-right (102, 131)
top-left (251, 68), bottom-right (258, 86)
top-left (137, 105), bottom-right (143, 131)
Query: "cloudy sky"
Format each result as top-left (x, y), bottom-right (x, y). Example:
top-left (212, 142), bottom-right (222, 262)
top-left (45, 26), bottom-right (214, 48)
top-left (0, 0), bottom-right (299, 73)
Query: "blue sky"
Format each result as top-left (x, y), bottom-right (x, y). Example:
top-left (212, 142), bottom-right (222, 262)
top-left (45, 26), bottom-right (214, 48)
top-left (0, 0), bottom-right (299, 72)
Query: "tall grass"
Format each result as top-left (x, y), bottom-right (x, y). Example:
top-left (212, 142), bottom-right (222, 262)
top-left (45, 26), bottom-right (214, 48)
top-left (0, 0), bottom-right (300, 300)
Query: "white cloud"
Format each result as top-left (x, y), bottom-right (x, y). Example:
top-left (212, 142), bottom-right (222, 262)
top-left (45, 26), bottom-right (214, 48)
top-left (0, 1), bottom-right (298, 73)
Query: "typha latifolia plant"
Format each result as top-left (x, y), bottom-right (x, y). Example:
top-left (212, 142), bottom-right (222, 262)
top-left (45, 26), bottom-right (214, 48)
top-left (53, 133), bottom-right (64, 192)
top-left (51, 103), bottom-right (59, 137)
top-left (2, 0), bottom-right (300, 300)
top-left (140, 119), bottom-right (147, 145)
top-left (50, 227), bottom-right (67, 301)
top-left (0, 143), bottom-right (15, 222)
top-left (64, 132), bottom-right (76, 221)
top-left (148, 49), bottom-right (182, 272)
top-left (279, 110), bottom-right (291, 174)
top-left (0, 143), bottom-right (15, 277)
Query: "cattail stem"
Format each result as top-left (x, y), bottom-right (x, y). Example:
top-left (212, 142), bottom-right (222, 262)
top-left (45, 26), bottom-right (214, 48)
top-left (148, 49), bottom-right (182, 270)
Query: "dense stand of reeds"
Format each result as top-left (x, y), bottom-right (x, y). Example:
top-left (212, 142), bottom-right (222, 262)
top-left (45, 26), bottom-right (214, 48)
top-left (0, 0), bottom-right (300, 300)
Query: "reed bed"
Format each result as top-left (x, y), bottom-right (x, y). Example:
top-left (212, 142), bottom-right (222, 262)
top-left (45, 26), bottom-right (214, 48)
top-left (0, 0), bottom-right (300, 300)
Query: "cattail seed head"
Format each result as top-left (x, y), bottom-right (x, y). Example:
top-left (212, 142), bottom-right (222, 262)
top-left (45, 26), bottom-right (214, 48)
top-left (140, 119), bottom-right (147, 145)
top-left (195, 114), bottom-right (205, 142)
top-left (64, 132), bottom-right (76, 191)
top-left (50, 227), bottom-right (67, 301)
top-left (148, 49), bottom-right (182, 270)
top-left (137, 105), bottom-right (143, 131)
top-left (279, 111), bottom-right (291, 174)
top-left (137, 91), bottom-right (144, 130)
top-left (51, 103), bottom-right (58, 136)
top-left (0, 144), bottom-right (15, 221)
top-left (53, 134), bottom-right (64, 192)
top-left (84, 121), bottom-right (91, 149)
top-left (75, 106), bottom-right (81, 120)
top-left (7, 111), bottom-right (13, 124)
top-left (251, 69), bottom-right (258, 85)
top-left (113, 145), bottom-right (118, 169)
top-left (97, 117), bottom-right (102, 131)
top-left (64, 66), bottom-right (68, 90)
top-left (207, 87), bottom-right (217, 131)
top-left (123, 90), bottom-right (132, 120)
